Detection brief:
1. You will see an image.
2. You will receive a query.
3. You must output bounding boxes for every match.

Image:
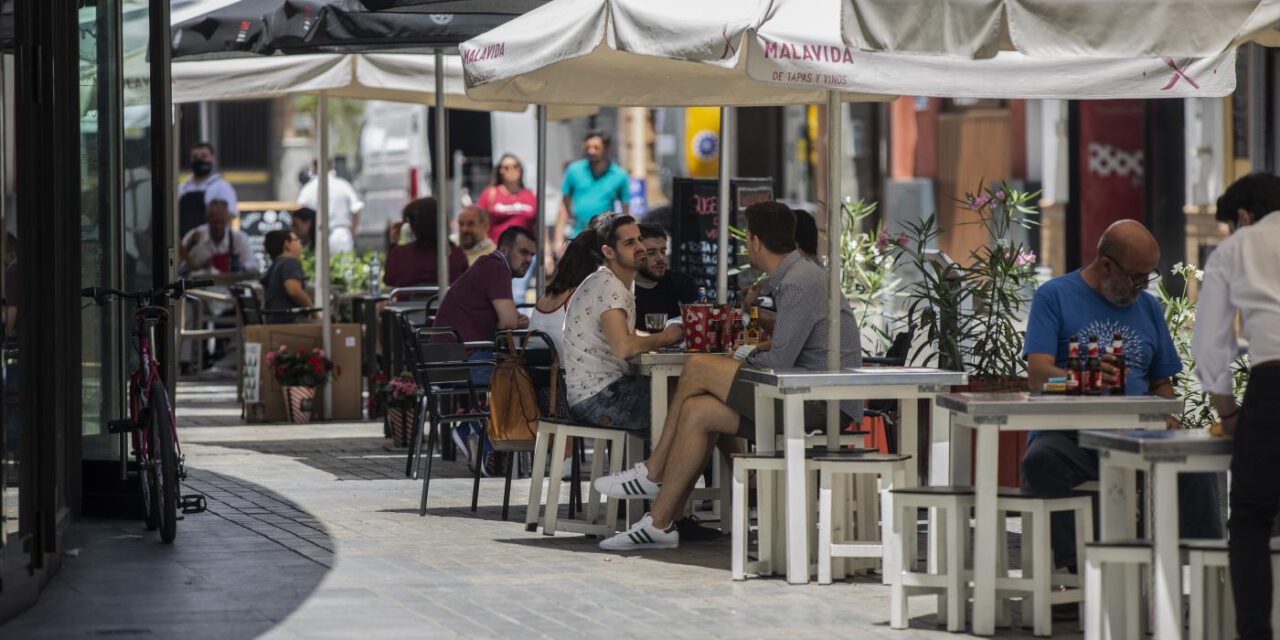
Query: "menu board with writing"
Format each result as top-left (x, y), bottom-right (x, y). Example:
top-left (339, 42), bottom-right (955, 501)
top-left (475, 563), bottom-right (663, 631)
top-left (236, 202), bottom-right (297, 270)
top-left (669, 178), bottom-right (774, 304)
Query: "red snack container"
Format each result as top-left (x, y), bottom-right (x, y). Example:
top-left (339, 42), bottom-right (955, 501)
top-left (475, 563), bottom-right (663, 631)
top-left (718, 305), bottom-right (742, 350)
top-left (679, 303), bottom-right (715, 352)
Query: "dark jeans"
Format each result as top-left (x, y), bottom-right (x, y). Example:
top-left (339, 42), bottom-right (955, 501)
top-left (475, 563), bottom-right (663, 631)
top-left (1229, 366), bottom-right (1280, 640)
top-left (1020, 431), bottom-right (1223, 570)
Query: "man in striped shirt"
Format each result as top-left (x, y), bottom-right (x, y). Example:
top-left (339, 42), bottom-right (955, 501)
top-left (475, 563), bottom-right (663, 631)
top-left (595, 201), bottom-right (862, 551)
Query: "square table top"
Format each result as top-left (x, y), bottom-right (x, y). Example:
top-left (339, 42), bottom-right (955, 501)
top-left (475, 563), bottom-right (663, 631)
top-left (936, 392), bottom-right (1183, 419)
top-left (1079, 429), bottom-right (1233, 460)
top-left (737, 367), bottom-right (968, 389)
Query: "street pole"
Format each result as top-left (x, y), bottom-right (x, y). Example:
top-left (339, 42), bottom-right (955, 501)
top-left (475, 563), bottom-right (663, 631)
top-left (434, 50), bottom-right (449, 295)
top-left (825, 91), bottom-right (842, 437)
top-left (716, 107), bottom-right (734, 305)
top-left (535, 104), bottom-right (547, 298)
top-left (317, 95), bottom-right (333, 420)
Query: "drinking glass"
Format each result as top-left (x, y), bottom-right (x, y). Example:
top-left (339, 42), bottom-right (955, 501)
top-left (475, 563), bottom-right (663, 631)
top-left (645, 313), bottom-right (667, 334)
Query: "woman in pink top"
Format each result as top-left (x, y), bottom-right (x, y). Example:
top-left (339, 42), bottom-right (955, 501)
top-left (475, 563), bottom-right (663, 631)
top-left (476, 153), bottom-right (537, 242)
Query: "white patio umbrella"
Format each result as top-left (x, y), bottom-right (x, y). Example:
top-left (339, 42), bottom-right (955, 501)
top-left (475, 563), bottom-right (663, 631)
top-left (840, 0), bottom-right (1280, 59)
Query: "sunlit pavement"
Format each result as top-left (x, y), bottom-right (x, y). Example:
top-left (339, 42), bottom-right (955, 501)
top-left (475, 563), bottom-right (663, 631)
top-left (0, 382), bottom-right (1071, 639)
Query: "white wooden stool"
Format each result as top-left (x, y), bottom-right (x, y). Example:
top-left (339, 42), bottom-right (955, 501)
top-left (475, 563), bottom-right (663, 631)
top-left (889, 486), bottom-right (974, 632)
top-left (526, 418), bottom-right (636, 537)
top-left (1083, 540), bottom-right (1151, 640)
top-left (1184, 538), bottom-right (1280, 640)
top-left (813, 452), bottom-right (911, 585)
top-left (996, 488), bottom-right (1094, 636)
top-left (731, 451), bottom-right (819, 580)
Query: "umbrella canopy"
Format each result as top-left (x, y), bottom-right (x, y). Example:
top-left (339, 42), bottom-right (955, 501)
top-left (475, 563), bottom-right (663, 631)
top-left (841, 0), bottom-right (1280, 59)
top-left (749, 0), bottom-right (1237, 99)
top-left (461, 0), bottom-right (890, 106)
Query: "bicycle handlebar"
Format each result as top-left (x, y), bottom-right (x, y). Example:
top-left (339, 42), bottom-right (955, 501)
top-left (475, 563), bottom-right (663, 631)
top-left (81, 278), bottom-right (215, 306)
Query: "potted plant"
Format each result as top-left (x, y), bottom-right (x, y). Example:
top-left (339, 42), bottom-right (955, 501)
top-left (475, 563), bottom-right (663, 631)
top-left (378, 372), bottom-right (421, 448)
top-left (840, 199), bottom-right (907, 356)
top-left (889, 180), bottom-right (1041, 390)
top-left (266, 345), bottom-right (339, 423)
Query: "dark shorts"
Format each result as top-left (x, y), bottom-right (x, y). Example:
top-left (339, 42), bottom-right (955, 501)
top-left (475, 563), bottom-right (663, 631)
top-left (724, 368), bottom-right (850, 441)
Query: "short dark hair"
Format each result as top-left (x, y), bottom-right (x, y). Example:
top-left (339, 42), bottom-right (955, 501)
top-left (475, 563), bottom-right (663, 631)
top-left (191, 141), bottom-right (215, 155)
top-left (595, 214), bottom-right (637, 253)
top-left (497, 226), bottom-right (534, 252)
top-left (1216, 172), bottom-right (1280, 226)
top-left (403, 197), bottom-right (440, 250)
top-left (264, 229), bottom-right (293, 259)
top-left (744, 202), bottom-right (797, 255)
top-left (793, 209), bottom-right (818, 256)
top-left (637, 222), bottom-right (667, 241)
top-left (584, 129), bottom-right (611, 148)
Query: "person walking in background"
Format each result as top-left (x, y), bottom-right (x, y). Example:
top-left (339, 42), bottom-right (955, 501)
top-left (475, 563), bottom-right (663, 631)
top-left (384, 197), bottom-right (468, 289)
top-left (455, 206), bottom-right (496, 266)
top-left (1193, 173), bottom-right (1280, 640)
top-left (553, 131), bottom-right (630, 252)
top-left (297, 159), bottom-right (363, 254)
top-left (529, 228), bottom-right (601, 358)
top-left (177, 142), bottom-right (238, 238)
top-left (478, 153), bottom-right (539, 303)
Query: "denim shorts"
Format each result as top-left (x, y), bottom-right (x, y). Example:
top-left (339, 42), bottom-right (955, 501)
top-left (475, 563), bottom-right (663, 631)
top-left (569, 376), bottom-right (652, 434)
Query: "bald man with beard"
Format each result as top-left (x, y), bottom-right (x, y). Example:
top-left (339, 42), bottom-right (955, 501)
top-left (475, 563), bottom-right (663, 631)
top-left (1019, 220), bottom-right (1222, 610)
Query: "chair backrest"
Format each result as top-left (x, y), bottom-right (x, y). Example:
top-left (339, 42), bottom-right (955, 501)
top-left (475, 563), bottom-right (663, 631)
top-left (381, 302), bottom-right (428, 380)
top-left (492, 329), bottom-right (567, 418)
top-left (885, 325), bottom-right (916, 363)
top-left (395, 312), bottom-right (467, 386)
top-left (423, 294), bottom-right (441, 327)
top-left (231, 284), bottom-right (264, 326)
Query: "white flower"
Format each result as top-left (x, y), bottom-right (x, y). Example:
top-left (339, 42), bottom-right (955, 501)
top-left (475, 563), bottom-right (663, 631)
top-left (1172, 261), bottom-right (1184, 274)
top-left (1195, 269), bottom-right (1204, 281)
top-left (853, 253), bottom-right (865, 264)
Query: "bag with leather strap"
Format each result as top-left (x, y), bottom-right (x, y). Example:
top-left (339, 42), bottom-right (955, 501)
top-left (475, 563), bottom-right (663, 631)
top-left (487, 333), bottom-right (557, 444)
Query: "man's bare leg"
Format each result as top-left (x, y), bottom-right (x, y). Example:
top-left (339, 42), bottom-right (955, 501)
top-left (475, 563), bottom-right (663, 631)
top-left (645, 354), bottom-right (741, 481)
top-left (649, 395), bottom-right (741, 528)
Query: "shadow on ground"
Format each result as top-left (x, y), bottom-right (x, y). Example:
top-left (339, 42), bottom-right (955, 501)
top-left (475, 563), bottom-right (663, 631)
top-left (0, 468), bottom-right (333, 640)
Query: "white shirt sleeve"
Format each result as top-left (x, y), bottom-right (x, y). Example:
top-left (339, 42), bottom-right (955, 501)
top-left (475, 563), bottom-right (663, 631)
top-left (1192, 246), bottom-right (1239, 396)
top-left (296, 181), bottom-right (317, 209)
top-left (234, 231), bottom-right (260, 272)
top-left (340, 179), bottom-right (364, 215)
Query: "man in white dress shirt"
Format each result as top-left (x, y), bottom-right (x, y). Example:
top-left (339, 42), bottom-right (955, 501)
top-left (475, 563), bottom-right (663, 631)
top-left (296, 160), bottom-right (363, 253)
top-left (1192, 173), bottom-right (1280, 640)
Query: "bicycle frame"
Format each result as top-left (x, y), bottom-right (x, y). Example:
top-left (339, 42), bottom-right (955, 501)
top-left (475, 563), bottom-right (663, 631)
top-left (127, 304), bottom-right (181, 472)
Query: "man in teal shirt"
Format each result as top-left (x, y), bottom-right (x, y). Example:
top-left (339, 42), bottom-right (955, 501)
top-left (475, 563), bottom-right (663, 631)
top-left (554, 130), bottom-right (630, 251)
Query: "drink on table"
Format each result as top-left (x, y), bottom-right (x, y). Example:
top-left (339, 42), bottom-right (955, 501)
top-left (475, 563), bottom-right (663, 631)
top-left (644, 313), bottom-right (666, 334)
top-left (741, 302), bottom-right (763, 349)
top-left (1110, 332), bottom-right (1127, 393)
top-left (1065, 335), bottom-right (1082, 395)
top-left (1083, 335), bottom-right (1103, 396)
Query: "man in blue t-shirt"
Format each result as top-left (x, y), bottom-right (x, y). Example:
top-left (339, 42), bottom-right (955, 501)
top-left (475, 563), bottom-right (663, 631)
top-left (553, 130), bottom-right (630, 251)
top-left (1022, 220), bottom-right (1221, 576)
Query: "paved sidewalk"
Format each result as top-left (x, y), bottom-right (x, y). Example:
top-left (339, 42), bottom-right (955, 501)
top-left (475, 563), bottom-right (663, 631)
top-left (2, 383), bottom-right (1072, 639)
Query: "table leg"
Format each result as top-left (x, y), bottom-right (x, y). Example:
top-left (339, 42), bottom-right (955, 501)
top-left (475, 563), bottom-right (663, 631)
top-left (1098, 458), bottom-right (1139, 639)
top-left (754, 391), bottom-right (781, 573)
top-left (928, 402), bottom-right (951, 579)
top-left (900, 398), bottom-right (919, 487)
top-left (972, 425), bottom-right (999, 636)
top-left (783, 396), bottom-right (809, 584)
top-left (1151, 464), bottom-right (1182, 640)
top-left (650, 370), bottom-right (669, 443)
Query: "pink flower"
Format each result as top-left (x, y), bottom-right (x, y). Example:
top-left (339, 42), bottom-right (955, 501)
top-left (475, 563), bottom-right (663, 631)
top-left (971, 194), bottom-right (992, 210)
top-left (875, 230), bottom-right (890, 251)
top-left (264, 351), bottom-right (276, 363)
top-left (995, 190), bottom-right (1007, 202)
top-left (1014, 249), bottom-right (1037, 267)
top-left (897, 233), bottom-right (910, 247)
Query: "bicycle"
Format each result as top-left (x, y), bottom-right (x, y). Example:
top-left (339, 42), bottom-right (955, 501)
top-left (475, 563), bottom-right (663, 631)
top-left (81, 278), bottom-right (213, 543)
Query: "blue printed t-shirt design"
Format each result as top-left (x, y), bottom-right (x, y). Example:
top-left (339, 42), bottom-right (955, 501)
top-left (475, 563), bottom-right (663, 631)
top-left (561, 159), bottom-right (630, 235)
top-left (1022, 271), bottom-right (1181, 438)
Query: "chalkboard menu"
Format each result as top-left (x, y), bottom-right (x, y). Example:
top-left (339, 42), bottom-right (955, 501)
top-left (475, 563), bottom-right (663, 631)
top-left (669, 178), bottom-right (774, 304)
top-left (237, 202), bottom-right (297, 270)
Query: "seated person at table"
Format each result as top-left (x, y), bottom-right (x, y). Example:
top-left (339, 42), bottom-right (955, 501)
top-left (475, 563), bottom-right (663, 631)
top-left (1021, 220), bottom-right (1222, 576)
top-left (384, 197), bottom-right (468, 289)
top-left (633, 223), bottom-right (699, 330)
top-left (261, 230), bottom-right (317, 324)
top-left (740, 208), bottom-right (823, 335)
top-left (563, 215), bottom-right (684, 432)
top-left (456, 205), bottom-right (497, 266)
top-left (432, 226), bottom-right (537, 344)
top-left (593, 201), bottom-right (863, 551)
top-left (529, 228), bottom-right (601, 359)
top-left (178, 199), bottom-right (259, 274)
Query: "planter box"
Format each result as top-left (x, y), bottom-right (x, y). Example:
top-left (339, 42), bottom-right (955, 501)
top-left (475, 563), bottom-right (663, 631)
top-left (242, 323), bottom-right (362, 422)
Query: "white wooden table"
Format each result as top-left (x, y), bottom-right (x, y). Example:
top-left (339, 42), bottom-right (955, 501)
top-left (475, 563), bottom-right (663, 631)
top-left (627, 351), bottom-right (699, 525)
top-left (738, 367), bottom-right (968, 584)
top-left (1079, 430), bottom-right (1232, 640)
top-left (935, 392), bottom-right (1182, 636)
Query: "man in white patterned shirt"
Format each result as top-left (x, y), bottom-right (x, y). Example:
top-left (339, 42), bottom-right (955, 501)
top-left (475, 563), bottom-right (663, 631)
top-left (594, 201), bottom-right (862, 551)
top-left (1193, 173), bottom-right (1280, 639)
top-left (564, 215), bottom-right (683, 431)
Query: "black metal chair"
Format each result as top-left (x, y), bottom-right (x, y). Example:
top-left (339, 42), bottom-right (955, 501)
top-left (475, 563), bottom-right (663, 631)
top-left (230, 283), bottom-right (322, 325)
top-left (396, 315), bottom-right (494, 516)
top-left (862, 326), bottom-right (917, 453)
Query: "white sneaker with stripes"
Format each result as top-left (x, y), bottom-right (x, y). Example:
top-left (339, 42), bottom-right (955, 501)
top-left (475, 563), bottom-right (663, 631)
top-left (592, 462), bottom-right (660, 499)
top-left (599, 514), bottom-right (679, 551)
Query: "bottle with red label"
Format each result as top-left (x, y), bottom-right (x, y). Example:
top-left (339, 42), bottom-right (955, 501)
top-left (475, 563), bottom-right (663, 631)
top-left (1065, 335), bottom-right (1082, 395)
top-left (1110, 332), bottom-right (1127, 394)
top-left (1083, 335), bottom-right (1103, 395)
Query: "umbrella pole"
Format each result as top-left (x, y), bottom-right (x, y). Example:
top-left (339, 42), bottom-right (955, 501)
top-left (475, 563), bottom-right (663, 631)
top-left (535, 104), bottom-right (547, 298)
top-left (716, 107), bottom-right (734, 305)
top-left (825, 91), bottom-right (842, 440)
top-left (317, 94), bottom-right (333, 420)
top-left (434, 50), bottom-right (449, 295)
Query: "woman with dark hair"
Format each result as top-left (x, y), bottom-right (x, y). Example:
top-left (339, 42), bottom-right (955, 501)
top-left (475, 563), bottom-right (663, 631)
top-left (528, 228), bottom-right (601, 357)
top-left (476, 153), bottom-right (537, 242)
top-left (383, 197), bottom-right (468, 288)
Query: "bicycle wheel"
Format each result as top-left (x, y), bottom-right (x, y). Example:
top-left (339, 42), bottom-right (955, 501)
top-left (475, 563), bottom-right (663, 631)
top-left (150, 382), bottom-right (179, 543)
top-left (139, 427), bottom-right (159, 531)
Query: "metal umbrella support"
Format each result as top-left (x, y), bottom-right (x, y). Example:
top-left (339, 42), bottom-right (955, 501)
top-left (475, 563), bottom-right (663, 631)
top-left (434, 50), bottom-right (449, 295)
top-left (824, 90), bottom-right (842, 436)
top-left (535, 104), bottom-right (547, 297)
top-left (317, 95), bottom-right (333, 419)
top-left (716, 107), bottom-right (734, 305)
